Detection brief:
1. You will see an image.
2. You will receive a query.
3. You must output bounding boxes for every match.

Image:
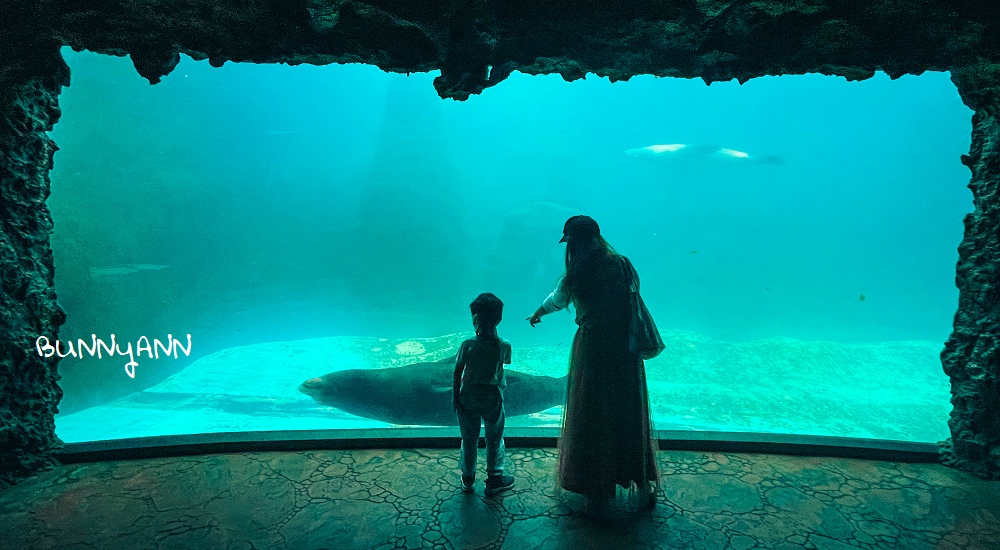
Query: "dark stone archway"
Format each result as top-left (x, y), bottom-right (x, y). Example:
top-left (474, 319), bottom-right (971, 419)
top-left (940, 63), bottom-right (1000, 480)
top-left (2, 0), bottom-right (998, 486)
top-left (0, 39), bottom-right (69, 487)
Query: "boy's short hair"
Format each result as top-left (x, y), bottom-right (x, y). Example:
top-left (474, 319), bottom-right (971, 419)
top-left (470, 293), bottom-right (503, 329)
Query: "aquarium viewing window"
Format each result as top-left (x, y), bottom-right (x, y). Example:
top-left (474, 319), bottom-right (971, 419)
top-left (48, 48), bottom-right (972, 446)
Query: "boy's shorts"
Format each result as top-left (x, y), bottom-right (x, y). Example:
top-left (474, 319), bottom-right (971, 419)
top-left (460, 384), bottom-right (503, 418)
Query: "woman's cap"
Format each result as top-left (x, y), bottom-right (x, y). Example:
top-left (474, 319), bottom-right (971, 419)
top-left (559, 215), bottom-right (600, 243)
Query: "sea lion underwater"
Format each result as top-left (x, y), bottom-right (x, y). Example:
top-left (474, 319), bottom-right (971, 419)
top-left (299, 355), bottom-right (567, 426)
top-left (625, 144), bottom-right (785, 165)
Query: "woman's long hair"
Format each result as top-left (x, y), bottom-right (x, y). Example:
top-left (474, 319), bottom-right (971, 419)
top-left (563, 234), bottom-right (616, 299)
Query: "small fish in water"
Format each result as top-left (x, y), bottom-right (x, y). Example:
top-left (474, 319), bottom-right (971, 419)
top-left (89, 264), bottom-right (170, 279)
top-left (690, 250), bottom-right (698, 254)
top-left (859, 294), bottom-right (866, 302)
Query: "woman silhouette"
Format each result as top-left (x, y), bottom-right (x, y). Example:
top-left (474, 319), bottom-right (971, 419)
top-left (528, 215), bottom-right (659, 512)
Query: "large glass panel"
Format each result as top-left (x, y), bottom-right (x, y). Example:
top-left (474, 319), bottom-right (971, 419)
top-left (49, 48), bottom-right (971, 443)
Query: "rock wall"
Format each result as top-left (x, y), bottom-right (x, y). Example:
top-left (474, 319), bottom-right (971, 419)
top-left (0, 41), bottom-right (69, 488)
top-left (942, 66), bottom-right (1000, 480)
top-left (1, 0), bottom-right (1000, 485)
top-left (37, 1), bottom-right (998, 99)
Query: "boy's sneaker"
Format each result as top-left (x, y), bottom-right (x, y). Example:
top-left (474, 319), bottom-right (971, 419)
top-left (485, 475), bottom-right (515, 496)
top-left (461, 476), bottom-right (475, 493)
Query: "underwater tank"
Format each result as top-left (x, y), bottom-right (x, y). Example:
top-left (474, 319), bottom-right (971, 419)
top-left (48, 47), bottom-right (972, 444)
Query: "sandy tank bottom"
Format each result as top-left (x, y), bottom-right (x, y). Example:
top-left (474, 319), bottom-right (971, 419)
top-left (54, 330), bottom-right (951, 443)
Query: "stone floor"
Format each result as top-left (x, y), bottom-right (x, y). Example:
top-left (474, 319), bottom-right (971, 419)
top-left (1, 448), bottom-right (998, 550)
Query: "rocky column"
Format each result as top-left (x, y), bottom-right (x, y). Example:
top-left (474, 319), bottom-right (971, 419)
top-left (941, 67), bottom-right (1000, 479)
top-left (0, 43), bottom-right (70, 488)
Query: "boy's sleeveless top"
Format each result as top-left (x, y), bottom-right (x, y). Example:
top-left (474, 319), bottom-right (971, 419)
top-left (457, 336), bottom-right (511, 391)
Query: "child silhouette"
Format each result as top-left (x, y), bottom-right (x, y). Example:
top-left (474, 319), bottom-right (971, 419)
top-left (453, 293), bottom-right (515, 495)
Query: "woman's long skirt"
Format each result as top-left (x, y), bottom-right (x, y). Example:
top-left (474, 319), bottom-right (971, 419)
top-left (557, 322), bottom-right (659, 500)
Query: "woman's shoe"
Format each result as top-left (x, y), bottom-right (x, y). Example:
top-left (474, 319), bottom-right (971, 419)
top-left (638, 482), bottom-right (656, 511)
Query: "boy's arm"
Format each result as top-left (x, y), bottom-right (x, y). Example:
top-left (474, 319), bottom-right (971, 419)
top-left (453, 344), bottom-right (466, 409)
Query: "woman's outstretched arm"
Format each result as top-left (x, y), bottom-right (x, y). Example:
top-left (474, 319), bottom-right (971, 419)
top-left (528, 277), bottom-right (569, 326)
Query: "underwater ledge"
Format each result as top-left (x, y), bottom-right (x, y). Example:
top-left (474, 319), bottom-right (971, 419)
top-left (58, 428), bottom-right (940, 465)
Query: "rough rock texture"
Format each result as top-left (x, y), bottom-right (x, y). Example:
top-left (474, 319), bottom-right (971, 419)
top-left (2, 0), bottom-right (1000, 485)
top-left (26, 0), bottom-right (1000, 99)
top-left (941, 66), bottom-right (1000, 480)
top-left (0, 39), bottom-right (70, 488)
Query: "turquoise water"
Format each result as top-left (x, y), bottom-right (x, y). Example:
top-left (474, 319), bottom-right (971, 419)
top-left (49, 48), bottom-right (971, 443)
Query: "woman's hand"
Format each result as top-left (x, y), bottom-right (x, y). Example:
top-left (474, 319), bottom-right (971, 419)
top-left (527, 309), bottom-right (543, 327)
